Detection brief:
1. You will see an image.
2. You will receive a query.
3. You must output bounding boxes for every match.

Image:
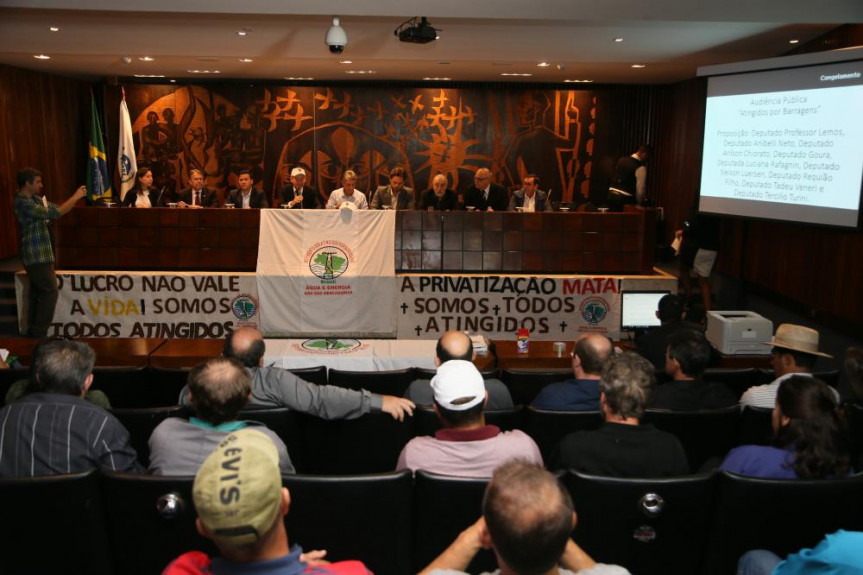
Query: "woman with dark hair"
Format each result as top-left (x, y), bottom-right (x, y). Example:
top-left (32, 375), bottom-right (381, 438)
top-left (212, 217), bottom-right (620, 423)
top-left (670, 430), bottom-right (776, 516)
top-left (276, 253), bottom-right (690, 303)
top-left (122, 166), bottom-right (160, 207)
top-left (721, 376), bottom-right (851, 479)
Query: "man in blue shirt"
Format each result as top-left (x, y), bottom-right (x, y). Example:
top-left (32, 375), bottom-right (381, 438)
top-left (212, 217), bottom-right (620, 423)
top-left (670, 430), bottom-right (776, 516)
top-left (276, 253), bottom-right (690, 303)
top-left (532, 334), bottom-right (613, 411)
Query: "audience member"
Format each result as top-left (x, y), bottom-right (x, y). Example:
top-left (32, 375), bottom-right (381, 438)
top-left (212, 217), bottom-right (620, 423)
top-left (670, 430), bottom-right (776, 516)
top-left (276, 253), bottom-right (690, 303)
top-left (370, 166), bottom-right (414, 210)
top-left (178, 168), bottom-right (219, 208)
top-left (278, 167), bottom-right (322, 209)
top-left (397, 360), bottom-right (541, 477)
top-left (419, 461), bottom-right (630, 575)
top-left (553, 352), bottom-right (689, 477)
top-left (634, 294), bottom-right (700, 372)
top-left (420, 173), bottom-right (460, 211)
top-left (405, 331), bottom-right (513, 410)
top-left (740, 324), bottom-right (836, 409)
top-left (531, 334), bottom-right (612, 411)
top-left (163, 429), bottom-right (370, 575)
top-left (737, 530), bottom-right (863, 575)
top-left (650, 330), bottom-right (737, 410)
top-left (508, 174), bottom-right (552, 212)
top-left (226, 169), bottom-right (267, 208)
top-left (326, 170), bottom-right (368, 210)
top-left (179, 327), bottom-right (414, 420)
top-left (150, 356), bottom-right (294, 475)
top-left (463, 167), bottom-right (508, 212)
top-left (0, 340), bottom-right (138, 476)
top-left (121, 166), bottom-right (160, 207)
top-left (721, 376), bottom-right (850, 479)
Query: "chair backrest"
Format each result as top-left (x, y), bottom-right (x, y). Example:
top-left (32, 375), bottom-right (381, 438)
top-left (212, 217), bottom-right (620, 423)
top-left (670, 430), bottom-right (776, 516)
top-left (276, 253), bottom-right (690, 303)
top-left (90, 365), bottom-right (151, 408)
top-left (562, 470), bottom-right (719, 575)
top-left (522, 407), bottom-right (604, 462)
top-left (704, 471), bottom-right (863, 575)
top-left (0, 368), bottom-right (27, 407)
top-left (643, 406), bottom-right (739, 471)
top-left (500, 369), bottom-right (572, 405)
top-left (111, 405), bottom-right (189, 467)
top-left (283, 470), bottom-right (413, 575)
top-left (148, 366), bottom-right (193, 407)
top-left (843, 401), bottom-right (863, 471)
top-left (414, 367), bottom-right (500, 380)
top-left (0, 468), bottom-right (113, 575)
top-left (413, 470), bottom-right (496, 573)
top-left (702, 368), bottom-right (761, 400)
top-left (738, 406), bottom-right (774, 446)
top-left (288, 365), bottom-right (328, 385)
top-left (238, 408), bottom-right (305, 472)
top-left (328, 368), bottom-right (416, 397)
top-left (413, 406), bottom-right (524, 437)
top-left (100, 470), bottom-right (214, 575)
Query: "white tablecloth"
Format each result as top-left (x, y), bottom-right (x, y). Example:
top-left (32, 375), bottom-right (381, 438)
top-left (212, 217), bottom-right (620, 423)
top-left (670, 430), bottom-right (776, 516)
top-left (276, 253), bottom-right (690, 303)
top-left (263, 338), bottom-right (437, 371)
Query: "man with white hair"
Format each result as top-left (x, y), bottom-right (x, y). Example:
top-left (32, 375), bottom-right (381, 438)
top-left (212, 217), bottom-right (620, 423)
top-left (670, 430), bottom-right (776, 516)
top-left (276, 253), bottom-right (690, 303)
top-left (326, 170), bottom-right (368, 209)
top-left (397, 360), bottom-right (541, 477)
top-left (420, 174), bottom-right (460, 211)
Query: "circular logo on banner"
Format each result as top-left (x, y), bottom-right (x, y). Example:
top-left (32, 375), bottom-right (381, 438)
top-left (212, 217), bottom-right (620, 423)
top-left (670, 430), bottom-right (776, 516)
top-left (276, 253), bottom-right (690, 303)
top-left (580, 297), bottom-right (609, 325)
top-left (231, 294), bottom-right (258, 320)
top-left (301, 338), bottom-right (361, 352)
top-left (309, 245), bottom-right (350, 280)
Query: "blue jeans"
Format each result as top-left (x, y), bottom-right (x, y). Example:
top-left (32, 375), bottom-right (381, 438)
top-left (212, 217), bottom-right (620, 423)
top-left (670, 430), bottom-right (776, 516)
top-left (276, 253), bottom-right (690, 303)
top-left (737, 550), bottom-right (781, 575)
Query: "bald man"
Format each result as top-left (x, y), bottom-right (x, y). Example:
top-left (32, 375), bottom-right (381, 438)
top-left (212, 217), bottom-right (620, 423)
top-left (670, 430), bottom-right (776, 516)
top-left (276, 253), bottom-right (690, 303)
top-left (404, 331), bottom-right (513, 410)
top-left (462, 168), bottom-right (508, 212)
top-left (531, 334), bottom-right (613, 411)
top-left (179, 327), bottom-right (414, 421)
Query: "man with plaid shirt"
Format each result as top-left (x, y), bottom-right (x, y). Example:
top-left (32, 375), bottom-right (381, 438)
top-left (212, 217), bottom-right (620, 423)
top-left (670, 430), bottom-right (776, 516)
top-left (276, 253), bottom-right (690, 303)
top-left (14, 168), bottom-right (86, 337)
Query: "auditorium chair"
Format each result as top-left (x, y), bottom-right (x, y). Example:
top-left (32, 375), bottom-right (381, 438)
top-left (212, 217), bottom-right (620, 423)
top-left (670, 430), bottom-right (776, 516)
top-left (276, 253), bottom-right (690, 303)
top-left (90, 365), bottom-right (151, 407)
top-left (703, 471), bottom-right (863, 575)
top-left (562, 470), bottom-right (719, 575)
top-left (288, 365), bottom-right (328, 385)
top-left (148, 366), bottom-right (193, 406)
top-left (642, 406), bottom-right (739, 472)
top-left (843, 401), bottom-right (863, 471)
top-left (283, 470), bottom-right (413, 575)
top-left (238, 407), bottom-right (306, 472)
top-left (413, 406), bottom-right (524, 437)
top-left (702, 367), bottom-right (762, 400)
top-left (110, 405), bottom-right (189, 467)
top-left (101, 470), bottom-right (213, 575)
top-left (0, 469), bottom-right (112, 575)
top-left (414, 367), bottom-right (500, 380)
top-left (328, 367), bottom-right (415, 397)
top-left (500, 369), bottom-right (572, 405)
top-left (412, 470), bottom-right (496, 573)
top-left (0, 367), bottom-right (26, 407)
top-left (737, 406), bottom-right (774, 446)
top-left (522, 407), bottom-right (604, 462)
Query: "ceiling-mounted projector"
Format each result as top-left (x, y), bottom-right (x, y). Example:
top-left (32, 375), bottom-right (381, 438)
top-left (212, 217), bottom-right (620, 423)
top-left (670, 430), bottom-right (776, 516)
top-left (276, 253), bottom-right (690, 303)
top-left (395, 17), bottom-right (440, 44)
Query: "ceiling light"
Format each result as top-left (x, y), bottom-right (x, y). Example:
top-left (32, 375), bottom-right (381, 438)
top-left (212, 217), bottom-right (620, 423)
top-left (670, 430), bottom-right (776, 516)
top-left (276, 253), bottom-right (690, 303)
top-left (345, 70), bottom-right (375, 75)
top-left (537, 62), bottom-right (550, 67)
top-left (423, 77), bottom-right (451, 81)
top-left (170, 79), bottom-right (176, 83)
top-left (631, 64), bottom-right (646, 68)
top-left (564, 79), bottom-right (594, 83)
top-left (238, 58), bottom-right (253, 63)
top-left (187, 69), bottom-right (221, 74)
top-left (49, 27), bottom-right (60, 32)
top-left (237, 28), bottom-right (251, 37)
top-left (138, 56), bottom-right (154, 62)
top-left (33, 54), bottom-right (50, 60)
top-left (789, 39), bottom-right (800, 44)
top-left (614, 37), bottom-right (624, 43)
top-left (339, 60), bottom-right (353, 64)
top-left (134, 74), bottom-right (165, 78)
top-left (326, 16), bottom-right (348, 54)
top-left (285, 77), bottom-right (315, 81)
top-left (500, 73), bottom-right (532, 77)
top-left (395, 17), bottom-right (440, 44)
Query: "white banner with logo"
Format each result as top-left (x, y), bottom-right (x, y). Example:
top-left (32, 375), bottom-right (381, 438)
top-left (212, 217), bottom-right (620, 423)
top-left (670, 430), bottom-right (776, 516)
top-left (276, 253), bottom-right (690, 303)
top-left (15, 271), bottom-right (259, 339)
top-left (256, 210), bottom-right (396, 336)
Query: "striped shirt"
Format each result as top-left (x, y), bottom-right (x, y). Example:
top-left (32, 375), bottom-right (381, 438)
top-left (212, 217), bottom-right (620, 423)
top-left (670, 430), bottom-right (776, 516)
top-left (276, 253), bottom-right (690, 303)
top-left (13, 192), bottom-right (61, 265)
top-left (739, 372), bottom-right (840, 410)
top-left (0, 393), bottom-right (140, 477)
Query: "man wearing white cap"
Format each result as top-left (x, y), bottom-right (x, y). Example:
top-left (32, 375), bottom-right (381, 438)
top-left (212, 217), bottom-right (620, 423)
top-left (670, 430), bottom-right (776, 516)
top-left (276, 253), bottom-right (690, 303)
top-left (740, 323), bottom-right (836, 409)
top-left (163, 429), bottom-right (370, 574)
top-left (397, 360), bottom-right (542, 478)
top-left (277, 167), bottom-right (322, 209)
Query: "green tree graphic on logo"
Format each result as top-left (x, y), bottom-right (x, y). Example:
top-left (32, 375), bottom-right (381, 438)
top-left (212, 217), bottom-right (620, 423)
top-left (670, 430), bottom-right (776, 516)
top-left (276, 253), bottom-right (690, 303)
top-left (313, 252), bottom-right (346, 279)
top-left (306, 338), bottom-right (352, 350)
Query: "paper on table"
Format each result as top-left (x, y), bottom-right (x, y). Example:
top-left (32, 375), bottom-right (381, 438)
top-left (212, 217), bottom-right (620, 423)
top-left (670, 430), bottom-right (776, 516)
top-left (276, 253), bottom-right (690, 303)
top-left (470, 334), bottom-right (489, 353)
top-left (671, 236), bottom-right (682, 256)
top-left (0, 349), bottom-right (9, 362)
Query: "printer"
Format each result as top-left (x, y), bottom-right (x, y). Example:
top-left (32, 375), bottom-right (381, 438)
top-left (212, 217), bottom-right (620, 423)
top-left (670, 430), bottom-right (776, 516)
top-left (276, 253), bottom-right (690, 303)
top-left (705, 311), bottom-right (773, 355)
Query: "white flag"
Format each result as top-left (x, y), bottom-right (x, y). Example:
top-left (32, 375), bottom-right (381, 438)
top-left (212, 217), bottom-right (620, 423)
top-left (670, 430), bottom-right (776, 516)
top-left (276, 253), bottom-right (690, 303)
top-left (118, 98), bottom-right (137, 201)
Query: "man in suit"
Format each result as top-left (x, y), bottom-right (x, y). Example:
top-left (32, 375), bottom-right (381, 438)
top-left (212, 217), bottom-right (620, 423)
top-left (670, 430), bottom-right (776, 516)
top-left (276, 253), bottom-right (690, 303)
top-left (226, 169), bottom-right (267, 208)
top-left (277, 167), bottom-right (322, 209)
top-left (178, 169), bottom-right (219, 208)
top-left (370, 166), bottom-right (415, 210)
top-left (508, 174), bottom-right (553, 212)
top-left (463, 167), bottom-right (508, 211)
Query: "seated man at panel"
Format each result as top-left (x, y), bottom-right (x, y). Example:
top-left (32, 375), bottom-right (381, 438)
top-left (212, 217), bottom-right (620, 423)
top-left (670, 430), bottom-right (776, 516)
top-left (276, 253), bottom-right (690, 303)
top-left (553, 352), bottom-right (689, 478)
top-left (163, 429), bottom-right (370, 575)
top-left (508, 174), bottom-right (553, 212)
top-left (0, 339), bottom-right (139, 476)
top-left (179, 327), bottom-right (414, 421)
top-left (420, 173), bottom-right (460, 211)
top-left (150, 356), bottom-right (294, 475)
top-left (634, 294), bottom-right (700, 372)
top-left (531, 334), bottom-right (613, 411)
top-left (278, 167), bottom-right (322, 209)
top-left (370, 166), bottom-right (415, 210)
top-left (463, 167), bottom-right (508, 212)
top-left (227, 169), bottom-right (267, 208)
top-left (419, 461), bottom-right (630, 575)
top-left (650, 330), bottom-right (737, 410)
top-left (397, 360), bottom-right (542, 477)
top-left (405, 331), bottom-right (513, 411)
top-left (326, 169), bottom-right (368, 210)
top-left (178, 168), bottom-right (219, 208)
top-left (740, 323), bottom-right (835, 409)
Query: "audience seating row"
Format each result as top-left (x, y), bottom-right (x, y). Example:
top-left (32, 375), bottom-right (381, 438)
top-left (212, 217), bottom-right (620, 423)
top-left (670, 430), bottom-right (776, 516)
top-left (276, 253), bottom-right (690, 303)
top-left (2, 468), bottom-right (860, 575)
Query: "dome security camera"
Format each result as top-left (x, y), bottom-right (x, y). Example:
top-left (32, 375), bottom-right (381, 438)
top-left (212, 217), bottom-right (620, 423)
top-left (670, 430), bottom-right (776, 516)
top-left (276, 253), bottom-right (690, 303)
top-left (326, 16), bottom-right (347, 54)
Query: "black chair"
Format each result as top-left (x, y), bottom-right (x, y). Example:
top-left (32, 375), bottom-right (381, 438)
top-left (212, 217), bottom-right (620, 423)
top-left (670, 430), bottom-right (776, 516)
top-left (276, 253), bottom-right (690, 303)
top-left (703, 368), bottom-right (762, 400)
top-left (148, 366), bottom-right (193, 406)
top-left (90, 365), bottom-right (151, 407)
top-left (738, 406), bottom-right (774, 446)
top-left (414, 367), bottom-right (500, 380)
top-left (413, 406), bottom-right (524, 437)
top-left (843, 401), bottom-right (863, 471)
top-left (0, 469), bottom-right (113, 575)
top-left (328, 368), bottom-right (415, 397)
top-left (500, 369), bottom-right (571, 405)
top-left (238, 408), bottom-right (305, 472)
top-left (522, 407), bottom-right (604, 462)
top-left (643, 406), bottom-right (739, 471)
top-left (283, 471), bottom-right (413, 575)
top-left (562, 470), bottom-right (719, 575)
top-left (0, 368), bottom-right (28, 407)
top-left (111, 405), bottom-right (189, 467)
top-left (413, 470), bottom-right (496, 573)
top-left (288, 365), bottom-right (328, 385)
top-left (100, 470), bottom-right (213, 575)
top-left (704, 471), bottom-right (863, 575)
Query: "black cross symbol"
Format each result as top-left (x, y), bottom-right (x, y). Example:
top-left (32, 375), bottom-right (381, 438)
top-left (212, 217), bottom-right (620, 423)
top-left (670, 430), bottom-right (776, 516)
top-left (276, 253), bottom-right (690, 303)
top-left (492, 304), bottom-right (501, 316)
top-left (415, 325), bottom-right (423, 336)
top-left (559, 321), bottom-right (568, 332)
top-left (400, 303), bottom-right (408, 314)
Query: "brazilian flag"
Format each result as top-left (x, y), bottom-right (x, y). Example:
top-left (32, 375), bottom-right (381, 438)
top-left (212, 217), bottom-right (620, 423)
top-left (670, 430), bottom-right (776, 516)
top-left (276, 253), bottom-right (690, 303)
top-left (87, 94), bottom-right (113, 203)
